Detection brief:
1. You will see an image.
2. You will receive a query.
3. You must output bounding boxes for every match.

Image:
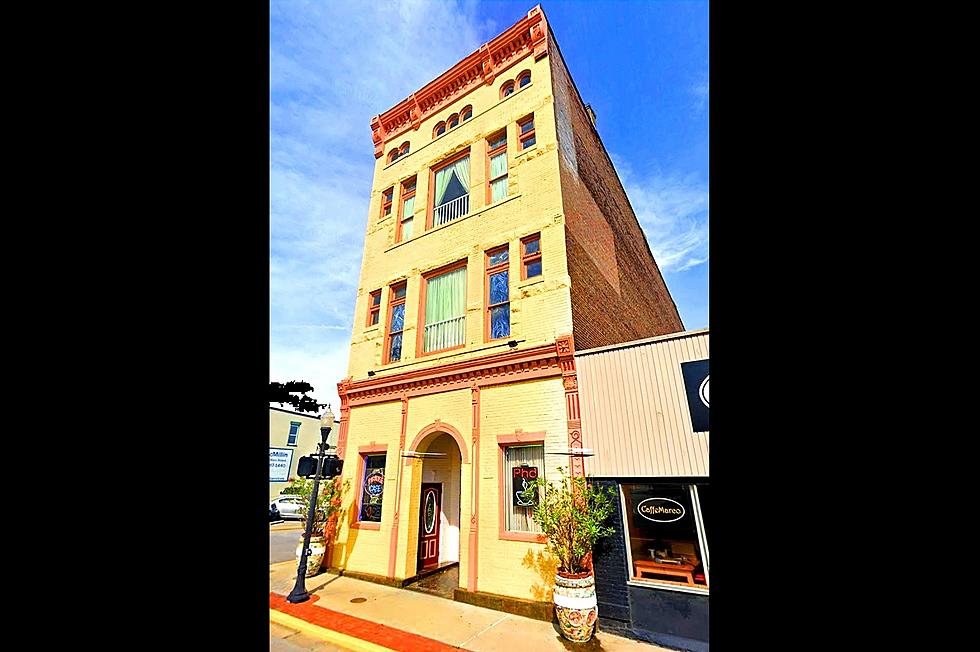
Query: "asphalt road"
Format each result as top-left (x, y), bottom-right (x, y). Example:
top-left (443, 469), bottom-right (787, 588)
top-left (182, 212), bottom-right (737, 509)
top-left (271, 526), bottom-right (303, 564)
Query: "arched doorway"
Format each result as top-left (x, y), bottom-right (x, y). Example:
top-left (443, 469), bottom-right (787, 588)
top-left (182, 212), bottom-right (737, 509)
top-left (406, 426), bottom-right (464, 594)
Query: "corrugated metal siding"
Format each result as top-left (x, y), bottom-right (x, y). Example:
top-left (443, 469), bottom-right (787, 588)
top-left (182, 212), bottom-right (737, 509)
top-left (576, 329), bottom-right (709, 477)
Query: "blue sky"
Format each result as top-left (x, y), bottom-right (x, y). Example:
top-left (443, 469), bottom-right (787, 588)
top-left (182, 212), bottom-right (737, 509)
top-left (270, 0), bottom-right (708, 410)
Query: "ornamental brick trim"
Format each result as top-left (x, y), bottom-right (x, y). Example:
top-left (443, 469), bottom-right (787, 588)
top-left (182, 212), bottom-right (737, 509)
top-left (369, 5), bottom-right (548, 156)
top-left (346, 343), bottom-right (561, 406)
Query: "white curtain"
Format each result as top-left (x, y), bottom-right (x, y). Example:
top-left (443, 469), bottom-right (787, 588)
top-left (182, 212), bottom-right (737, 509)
top-left (505, 445), bottom-right (543, 533)
top-left (424, 266), bottom-right (466, 352)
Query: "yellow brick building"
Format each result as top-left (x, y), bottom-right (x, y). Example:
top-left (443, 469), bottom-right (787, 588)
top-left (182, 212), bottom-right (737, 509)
top-left (328, 6), bottom-right (683, 615)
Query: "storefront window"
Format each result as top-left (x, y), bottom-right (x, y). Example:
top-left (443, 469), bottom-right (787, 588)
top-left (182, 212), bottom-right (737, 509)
top-left (503, 444), bottom-right (543, 533)
top-left (622, 484), bottom-right (708, 589)
top-left (359, 454), bottom-right (386, 522)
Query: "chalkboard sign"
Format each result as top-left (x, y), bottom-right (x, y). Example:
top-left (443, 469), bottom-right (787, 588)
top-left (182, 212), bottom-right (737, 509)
top-left (512, 465), bottom-right (538, 507)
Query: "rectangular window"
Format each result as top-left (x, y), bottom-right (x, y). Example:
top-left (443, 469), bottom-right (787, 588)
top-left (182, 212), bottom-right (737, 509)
top-left (521, 234), bottom-right (542, 279)
top-left (487, 131), bottom-right (508, 204)
top-left (287, 421), bottom-right (300, 446)
top-left (503, 444), bottom-right (544, 533)
top-left (397, 177), bottom-right (416, 242)
top-left (384, 282), bottom-right (407, 363)
top-left (381, 187), bottom-right (393, 219)
top-left (518, 115), bottom-right (536, 150)
top-left (366, 289), bottom-right (381, 327)
top-left (622, 483), bottom-right (709, 590)
top-left (421, 263), bottom-right (466, 354)
top-left (430, 152), bottom-right (470, 227)
top-left (358, 453), bottom-right (387, 523)
top-left (485, 246), bottom-right (510, 340)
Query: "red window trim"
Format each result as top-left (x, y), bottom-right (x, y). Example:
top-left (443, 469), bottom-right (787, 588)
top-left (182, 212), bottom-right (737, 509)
top-left (395, 176), bottom-right (417, 243)
top-left (416, 259), bottom-right (467, 358)
top-left (521, 233), bottom-right (542, 281)
top-left (461, 105), bottom-right (473, 121)
top-left (366, 289), bottom-right (381, 327)
top-left (352, 445), bottom-right (388, 530)
top-left (518, 71), bottom-right (531, 88)
top-left (425, 147), bottom-right (471, 230)
top-left (485, 130), bottom-right (507, 205)
top-left (433, 121), bottom-right (446, 138)
top-left (381, 187), bottom-right (393, 219)
top-left (497, 433), bottom-right (547, 543)
top-left (485, 245), bottom-right (510, 343)
top-left (500, 81), bottom-right (515, 99)
top-left (383, 281), bottom-right (407, 365)
top-left (518, 115), bottom-right (535, 151)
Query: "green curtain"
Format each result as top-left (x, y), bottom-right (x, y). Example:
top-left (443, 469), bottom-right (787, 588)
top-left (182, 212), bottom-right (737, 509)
top-left (402, 196), bottom-right (415, 238)
top-left (452, 155), bottom-right (470, 191)
top-left (490, 152), bottom-right (507, 202)
top-left (433, 165), bottom-right (453, 206)
top-left (424, 266), bottom-right (466, 351)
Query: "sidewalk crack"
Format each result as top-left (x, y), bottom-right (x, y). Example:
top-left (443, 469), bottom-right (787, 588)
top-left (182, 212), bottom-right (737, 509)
top-left (457, 614), bottom-right (510, 648)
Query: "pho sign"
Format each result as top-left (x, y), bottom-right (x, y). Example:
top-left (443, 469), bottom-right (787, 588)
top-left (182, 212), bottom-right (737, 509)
top-left (512, 465), bottom-right (538, 507)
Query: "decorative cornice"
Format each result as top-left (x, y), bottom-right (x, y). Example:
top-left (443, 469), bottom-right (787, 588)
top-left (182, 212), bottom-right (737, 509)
top-left (347, 342), bottom-right (562, 406)
top-left (369, 5), bottom-right (548, 157)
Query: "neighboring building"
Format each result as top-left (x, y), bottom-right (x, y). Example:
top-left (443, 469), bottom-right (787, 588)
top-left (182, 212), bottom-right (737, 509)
top-left (269, 406), bottom-right (339, 501)
top-left (328, 4), bottom-right (684, 622)
top-left (577, 328), bottom-right (709, 652)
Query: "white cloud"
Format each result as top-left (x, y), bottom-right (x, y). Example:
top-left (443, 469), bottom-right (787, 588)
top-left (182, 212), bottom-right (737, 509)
top-left (270, 1), bottom-right (487, 405)
top-left (611, 154), bottom-right (709, 274)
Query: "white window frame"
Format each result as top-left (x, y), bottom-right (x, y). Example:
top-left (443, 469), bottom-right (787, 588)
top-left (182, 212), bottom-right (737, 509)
top-left (620, 483), bottom-right (710, 595)
top-left (287, 421), bottom-right (301, 446)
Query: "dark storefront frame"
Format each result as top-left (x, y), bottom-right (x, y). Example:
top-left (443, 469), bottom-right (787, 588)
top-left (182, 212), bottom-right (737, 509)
top-left (593, 478), bottom-right (709, 652)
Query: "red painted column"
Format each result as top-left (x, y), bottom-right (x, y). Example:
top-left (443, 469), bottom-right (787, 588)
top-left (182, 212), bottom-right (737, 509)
top-left (468, 386), bottom-right (480, 592)
top-left (556, 335), bottom-right (584, 479)
top-left (387, 395), bottom-right (409, 578)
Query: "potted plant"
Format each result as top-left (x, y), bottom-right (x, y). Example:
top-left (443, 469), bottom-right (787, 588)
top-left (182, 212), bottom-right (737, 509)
top-left (281, 475), bottom-right (349, 577)
top-left (521, 467), bottom-right (617, 643)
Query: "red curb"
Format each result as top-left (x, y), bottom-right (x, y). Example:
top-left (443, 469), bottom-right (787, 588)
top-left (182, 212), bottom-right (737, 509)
top-left (270, 592), bottom-right (464, 652)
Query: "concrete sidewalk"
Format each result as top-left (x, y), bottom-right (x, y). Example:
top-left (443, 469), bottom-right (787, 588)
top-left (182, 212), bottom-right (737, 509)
top-left (269, 560), bottom-right (673, 652)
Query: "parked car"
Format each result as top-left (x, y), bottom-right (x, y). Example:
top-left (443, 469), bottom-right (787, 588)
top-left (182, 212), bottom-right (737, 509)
top-left (270, 495), bottom-right (307, 521)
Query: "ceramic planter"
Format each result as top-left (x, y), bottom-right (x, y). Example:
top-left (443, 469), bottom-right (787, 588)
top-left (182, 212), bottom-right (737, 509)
top-left (295, 535), bottom-right (327, 577)
top-left (553, 570), bottom-right (598, 642)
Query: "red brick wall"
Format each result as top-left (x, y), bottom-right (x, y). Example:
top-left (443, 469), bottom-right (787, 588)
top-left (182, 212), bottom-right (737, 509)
top-left (549, 37), bottom-right (684, 350)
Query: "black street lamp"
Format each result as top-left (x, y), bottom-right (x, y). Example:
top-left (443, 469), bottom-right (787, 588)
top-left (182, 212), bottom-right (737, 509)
top-left (286, 406), bottom-right (335, 604)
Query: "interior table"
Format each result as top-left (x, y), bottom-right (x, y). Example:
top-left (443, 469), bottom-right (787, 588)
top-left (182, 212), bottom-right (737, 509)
top-left (633, 559), bottom-right (697, 585)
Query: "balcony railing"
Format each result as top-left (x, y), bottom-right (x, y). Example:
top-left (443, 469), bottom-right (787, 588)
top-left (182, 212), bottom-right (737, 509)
top-left (423, 315), bottom-right (465, 353)
top-left (433, 194), bottom-right (469, 227)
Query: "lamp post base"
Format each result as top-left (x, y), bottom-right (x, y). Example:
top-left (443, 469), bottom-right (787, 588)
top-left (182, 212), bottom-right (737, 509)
top-left (286, 586), bottom-right (310, 603)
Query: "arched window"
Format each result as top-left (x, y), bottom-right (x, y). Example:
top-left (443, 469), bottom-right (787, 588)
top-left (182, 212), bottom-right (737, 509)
top-left (461, 105), bottom-right (473, 122)
top-left (518, 71), bottom-right (531, 88)
top-left (448, 113), bottom-right (460, 129)
top-left (388, 148), bottom-right (400, 163)
top-left (400, 141), bottom-right (410, 155)
top-left (500, 81), bottom-right (515, 99)
top-left (434, 122), bottom-right (446, 138)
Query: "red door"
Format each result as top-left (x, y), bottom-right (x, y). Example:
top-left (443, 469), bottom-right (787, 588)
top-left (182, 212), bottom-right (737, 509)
top-left (418, 483), bottom-right (441, 570)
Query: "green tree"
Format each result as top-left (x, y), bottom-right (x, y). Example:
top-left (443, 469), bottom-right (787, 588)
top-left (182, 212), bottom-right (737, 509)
top-left (281, 475), bottom-right (350, 538)
top-left (521, 467), bottom-right (617, 574)
top-left (270, 380), bottom-right (326, 414)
